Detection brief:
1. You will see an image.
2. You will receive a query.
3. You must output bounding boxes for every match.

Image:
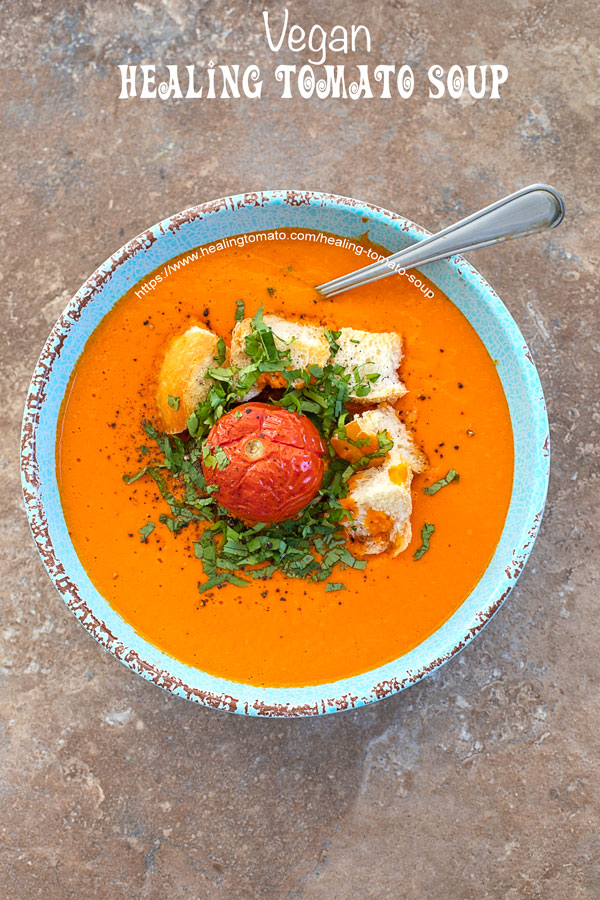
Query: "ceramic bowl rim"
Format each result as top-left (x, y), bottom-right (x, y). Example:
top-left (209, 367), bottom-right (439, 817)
top-left (20, 189), bottom-right (550, 717)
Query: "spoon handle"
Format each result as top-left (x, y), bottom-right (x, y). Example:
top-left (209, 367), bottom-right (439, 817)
top-left (317, 184), bottom-right (565, 298)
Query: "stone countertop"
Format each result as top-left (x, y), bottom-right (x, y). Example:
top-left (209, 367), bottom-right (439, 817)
top-left (1, 1), bottom-right (598, 897)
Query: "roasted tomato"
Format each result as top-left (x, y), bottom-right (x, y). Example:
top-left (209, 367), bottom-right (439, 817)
top-left (201, 403), bottom-right (325, 523)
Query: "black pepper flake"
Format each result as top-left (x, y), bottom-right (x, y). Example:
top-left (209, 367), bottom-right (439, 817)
top-left (458, 382), bottom-right (464, 389)
top-left (261, 591), bottom-right (268, 598)
top-left (203, 308), bottom-right (209, 317)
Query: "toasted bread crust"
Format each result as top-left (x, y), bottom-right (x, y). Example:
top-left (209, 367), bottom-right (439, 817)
top-left (341, 406), bottom-right (427, 556)
top-left (156, 325), bottom-right (219, 433)
top-left (335, 327), bottom-right (406, 403)
top-left (230, 317), bottom-right (406, 404)
top-left (230, 315), bottom-right (330, 389)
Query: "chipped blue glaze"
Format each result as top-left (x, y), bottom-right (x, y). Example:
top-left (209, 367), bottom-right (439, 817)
top-left (20, 190), bottom-right (550, 717)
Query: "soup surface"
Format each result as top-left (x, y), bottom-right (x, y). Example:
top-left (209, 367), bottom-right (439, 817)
top-left (56, 230), bottom-right (514, 687)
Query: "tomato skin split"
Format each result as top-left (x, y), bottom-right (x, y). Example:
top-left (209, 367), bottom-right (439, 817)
top-left (201, 403), bottom-right (326, 523)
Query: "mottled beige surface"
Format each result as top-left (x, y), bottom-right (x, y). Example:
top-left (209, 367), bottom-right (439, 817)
top-left (1, 1), bottom-right (599, 897)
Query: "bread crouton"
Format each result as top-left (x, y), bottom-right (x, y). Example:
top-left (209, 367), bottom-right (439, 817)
top-left (341, 406), bottom-right (427, 556)
top-left (156, 325), bottom-right (219, 433)
top-left (335, 328), bottom-right (406, 404)
top-left (231, 316), bottom-right (406, 404)
top-left (230, 315), bottom-right (330, 389)
top-left (330, 417), bottom-right (386, 468)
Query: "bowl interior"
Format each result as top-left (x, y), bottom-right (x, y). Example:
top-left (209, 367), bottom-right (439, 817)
top-left (21, 191), bottom-right (549, 716)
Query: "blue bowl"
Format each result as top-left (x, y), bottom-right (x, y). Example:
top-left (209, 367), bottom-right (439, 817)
top-left (21, 190), bottom-right (549, 716)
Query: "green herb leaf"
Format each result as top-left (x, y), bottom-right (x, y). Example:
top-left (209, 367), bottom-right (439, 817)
top-left (423, 469), bottom-right (460, 495)
top-left (325, 583), bottom-right (346, 592)
top-left (123, 465), bottom-right (153, 484)
top-left (324, 329), bottom-right (341, 356)
top-left (198, 572), bottom-right (250, 593)
top-left (214, 446), bottom-right (230, 470)
top-left (413, 523), bottom-right (435, 561)
top-left (235, 299), bottom-right (245, 322)
top-left (139, 522), bottom-right (155, 542)
top-left (215, 337), bottom-right (227, 365)
top-left (168, 395), bottom-right (180, 410)
top-left (202, 442), bottom-right (230, 471)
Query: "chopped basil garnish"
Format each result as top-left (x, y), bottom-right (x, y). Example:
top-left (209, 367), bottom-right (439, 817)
top-left (139, 522), bottom-right (155, 542)
top-left (124, 306), bottom-right (391, 592)
top-left (215, 337), bottom-right (227, 365)
top-left (413, 523), bottom-right (435, 560)
top-left (324, 329), bottom-right (341, 356)
top-left (423, 469), bottom-right (459, 495)
top-left (202, 443), bottom-right (230, 471)
top-left (167, 395), bottom-right (180, 410)
top-left (325, 583), bottom-right (346, 592)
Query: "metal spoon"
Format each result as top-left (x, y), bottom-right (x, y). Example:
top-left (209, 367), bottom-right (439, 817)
top-left (316, 184), bottom-right (565, 298)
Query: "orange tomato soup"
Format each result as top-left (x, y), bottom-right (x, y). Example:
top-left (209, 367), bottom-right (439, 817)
top-left (56, 231), bottom-right (514, 687)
